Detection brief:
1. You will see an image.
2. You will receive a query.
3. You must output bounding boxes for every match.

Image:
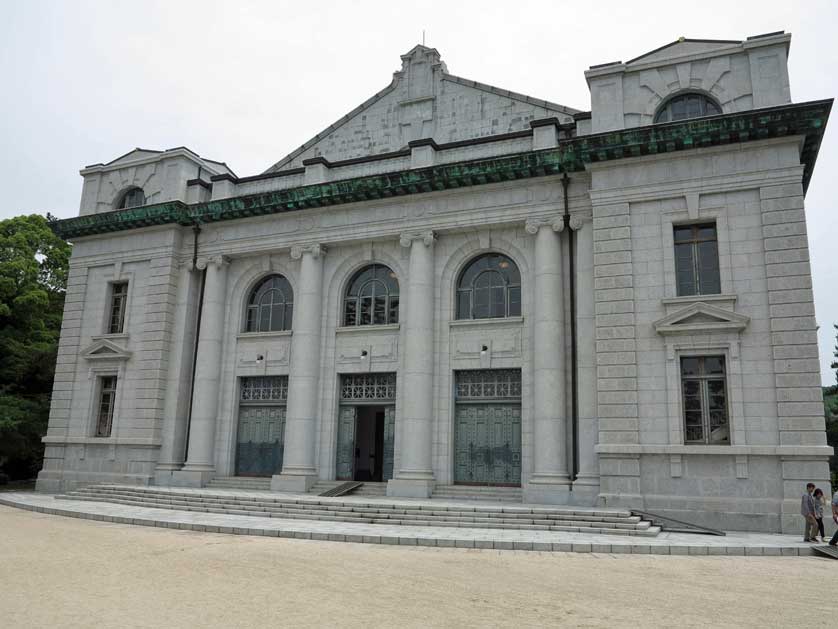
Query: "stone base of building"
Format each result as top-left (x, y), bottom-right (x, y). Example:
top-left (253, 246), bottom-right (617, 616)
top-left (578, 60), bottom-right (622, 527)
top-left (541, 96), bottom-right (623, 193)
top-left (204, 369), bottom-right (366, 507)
top-left (523, 480), bottom-right (572, 505)
top-left (271, 474), bottom-right (318, 493)
top-left (170, 467), bottom-right (214, 488)
top-left (569, 477), bottom-right (601, 507)
top-left (153, 465), bottom-right (183, 487)
top-left (387, 478), bottom-right (435, 499)
top-left (35, 470), bottom-right (153, 493)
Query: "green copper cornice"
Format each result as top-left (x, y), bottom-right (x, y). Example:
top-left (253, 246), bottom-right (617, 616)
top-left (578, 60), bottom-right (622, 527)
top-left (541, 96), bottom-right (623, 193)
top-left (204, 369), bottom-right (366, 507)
top-left (52, 99), bottom-right (831, 240)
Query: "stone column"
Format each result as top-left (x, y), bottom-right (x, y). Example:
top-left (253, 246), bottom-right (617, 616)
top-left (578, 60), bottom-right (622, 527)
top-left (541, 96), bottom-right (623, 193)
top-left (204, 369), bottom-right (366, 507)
top-left (524, 217), bottom-right (572, 504)
top-left (155, 261), bottom-right (201, 485)
top-left (272, 244), bottom-right (325, 492)
top-left (174, 255), bottom-right (230, 487)
top-left (387, 231), bottom-right (436, 498)
top-left (570, 216), bottom-right (600, 502)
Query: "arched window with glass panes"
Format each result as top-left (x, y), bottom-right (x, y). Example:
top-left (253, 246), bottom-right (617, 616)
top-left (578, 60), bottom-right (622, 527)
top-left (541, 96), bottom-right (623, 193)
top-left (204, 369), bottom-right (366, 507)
top-left (654, 92), bottom-right (721, 123)
top-left (456, 253), bottom-right (521, 320)
top-left (343, 264), bottom-right (399, 326)
top-left (244, 275), bottom-right (294, 333)
top-left (116, 187), bottom-right (146, 209)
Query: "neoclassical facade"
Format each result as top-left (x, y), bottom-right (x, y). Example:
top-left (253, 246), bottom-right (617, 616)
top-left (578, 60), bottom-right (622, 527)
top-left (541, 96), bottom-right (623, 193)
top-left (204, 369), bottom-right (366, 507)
top-left (38, 33), bottom-right (833, 533)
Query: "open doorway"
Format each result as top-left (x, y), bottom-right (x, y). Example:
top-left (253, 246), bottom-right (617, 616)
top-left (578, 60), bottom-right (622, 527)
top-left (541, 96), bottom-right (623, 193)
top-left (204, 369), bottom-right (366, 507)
top-left (353, 406), bottom-right (385, 481)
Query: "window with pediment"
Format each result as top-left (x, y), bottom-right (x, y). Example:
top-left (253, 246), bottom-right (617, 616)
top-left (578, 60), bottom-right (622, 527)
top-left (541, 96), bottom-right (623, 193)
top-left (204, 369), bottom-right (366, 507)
top-left (245, 275), bottom-right (294, 333)
top-left (456, 253), bottom-right (521, 320)
top-left (343, 264), bottom-right (399, 326)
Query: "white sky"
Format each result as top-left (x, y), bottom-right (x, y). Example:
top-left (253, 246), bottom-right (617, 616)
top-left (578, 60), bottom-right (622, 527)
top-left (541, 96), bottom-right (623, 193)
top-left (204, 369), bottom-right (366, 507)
top-left (1, 0), bottom-right (836, 383)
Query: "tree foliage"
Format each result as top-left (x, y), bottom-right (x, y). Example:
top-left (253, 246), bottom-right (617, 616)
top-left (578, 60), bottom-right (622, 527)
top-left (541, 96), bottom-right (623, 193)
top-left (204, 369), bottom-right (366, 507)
top-left (0, 214), bottom-right (71, 479)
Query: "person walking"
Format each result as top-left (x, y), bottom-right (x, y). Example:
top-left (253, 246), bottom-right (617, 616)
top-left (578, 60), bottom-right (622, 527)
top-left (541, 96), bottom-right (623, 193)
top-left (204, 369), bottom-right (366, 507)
top-left (813, 488), bottom-right (826, 542)
top-left (801, 482), bottom-right (818, 542)
top-left (829, 488), bottom-right (838, 546)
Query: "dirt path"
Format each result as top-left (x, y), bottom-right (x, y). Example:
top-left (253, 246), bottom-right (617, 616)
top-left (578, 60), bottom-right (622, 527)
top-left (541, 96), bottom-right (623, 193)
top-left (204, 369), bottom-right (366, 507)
top-left (1, 505), bottom-right (835, 628)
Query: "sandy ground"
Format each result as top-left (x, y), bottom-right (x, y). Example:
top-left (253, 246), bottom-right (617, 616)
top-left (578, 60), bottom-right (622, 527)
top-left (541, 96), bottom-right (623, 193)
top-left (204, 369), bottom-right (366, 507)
top-left (1, 505), bottom-right (836, 628)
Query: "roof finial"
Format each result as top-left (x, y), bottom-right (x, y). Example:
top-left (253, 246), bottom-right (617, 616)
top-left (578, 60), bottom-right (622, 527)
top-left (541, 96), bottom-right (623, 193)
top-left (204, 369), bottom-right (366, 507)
top-left (422, 29), bottom-right (426, 46)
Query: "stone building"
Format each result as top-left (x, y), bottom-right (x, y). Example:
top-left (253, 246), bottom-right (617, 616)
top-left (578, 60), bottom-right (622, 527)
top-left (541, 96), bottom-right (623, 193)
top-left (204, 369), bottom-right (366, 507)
top-left (38, 32), bottom-right (833, 533)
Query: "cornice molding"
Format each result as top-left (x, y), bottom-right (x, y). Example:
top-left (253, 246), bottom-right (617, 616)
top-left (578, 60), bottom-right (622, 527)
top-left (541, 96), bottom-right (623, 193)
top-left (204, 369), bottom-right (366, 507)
top-left (52, 100), bottom-right (832, 240)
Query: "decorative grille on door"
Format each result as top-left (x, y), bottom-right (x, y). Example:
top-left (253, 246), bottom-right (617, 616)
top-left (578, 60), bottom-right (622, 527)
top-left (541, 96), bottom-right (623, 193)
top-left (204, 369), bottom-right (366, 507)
top-left (236, 376), bottom-right (288, 477)
top-left (454, 369), bottom-right (522, 486)
top-left (340, 373), bottom-right (396, 401)
top-left (240, 376), bottom-right (288, 402)
top-left (455, 369), bottom-right (522, 400)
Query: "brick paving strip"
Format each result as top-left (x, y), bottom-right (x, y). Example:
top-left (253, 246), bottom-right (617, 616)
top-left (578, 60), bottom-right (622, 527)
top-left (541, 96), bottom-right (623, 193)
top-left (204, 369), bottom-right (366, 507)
top-left (1, 491), bottom-right (820, 557)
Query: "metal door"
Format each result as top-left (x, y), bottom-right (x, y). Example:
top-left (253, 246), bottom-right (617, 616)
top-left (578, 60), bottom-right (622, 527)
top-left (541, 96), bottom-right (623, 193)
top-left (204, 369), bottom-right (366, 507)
top-left (454, 369), bottom-right (522, 486)
top-left (383, 405), bottom-right (395, 481)
top-left (235, 406), bottom-right (285, 477)
top-left (336, 405), bottom-right (357, 480)
top-left (454, 404), bottom-right (521, 485)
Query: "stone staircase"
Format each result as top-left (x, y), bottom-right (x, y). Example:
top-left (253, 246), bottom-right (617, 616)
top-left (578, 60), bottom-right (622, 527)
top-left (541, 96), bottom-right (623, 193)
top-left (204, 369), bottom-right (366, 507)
top-left (432, 485), bottom-right (523, 503)
top-left (57, 485), bottom-right (660, 537)
top-left (207, 477), bottom-right (272, 491)
top-left (308, 481), bottom-right (388, 497)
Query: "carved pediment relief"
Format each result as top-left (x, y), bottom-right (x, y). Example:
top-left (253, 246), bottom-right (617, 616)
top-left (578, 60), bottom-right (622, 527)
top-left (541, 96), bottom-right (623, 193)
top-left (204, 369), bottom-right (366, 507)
top-left (81, 339), bottom-right (132, 362)
top-left (653, 301), bottom-right (749, 336)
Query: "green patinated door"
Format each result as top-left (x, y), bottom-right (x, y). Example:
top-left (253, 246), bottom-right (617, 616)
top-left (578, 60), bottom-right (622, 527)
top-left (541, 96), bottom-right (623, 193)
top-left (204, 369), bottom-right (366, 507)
top-left (335, 406), bottom-right (357, 480)
top-left (337, 373), bottom-right (397, 482)
top-left (235, 376), bottom-right (287, 477)
top-left (454, 369), bottom-right (522, 486)
top-left (383, 405), bottom-right (395, 481)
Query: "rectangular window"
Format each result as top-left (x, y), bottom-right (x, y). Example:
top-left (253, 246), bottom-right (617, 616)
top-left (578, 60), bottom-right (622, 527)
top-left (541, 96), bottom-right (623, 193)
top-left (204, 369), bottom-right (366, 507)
top-left (95, 375), bottom-right (118, 437)
top-left (674, 223), bottom-right (721, 296)
top-left (108, 282), bottom-right (129, 334)
top-left (680, 356), bottom-right (729, 445)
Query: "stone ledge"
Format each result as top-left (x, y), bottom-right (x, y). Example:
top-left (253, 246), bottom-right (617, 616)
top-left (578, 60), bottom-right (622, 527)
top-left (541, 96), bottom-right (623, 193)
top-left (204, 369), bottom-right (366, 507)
top-left (596, 444), bottom-right (833, 457)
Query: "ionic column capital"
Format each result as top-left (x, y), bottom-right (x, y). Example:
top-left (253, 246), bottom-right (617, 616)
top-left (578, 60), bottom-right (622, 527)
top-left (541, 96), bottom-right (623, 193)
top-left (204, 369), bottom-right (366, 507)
top-left (290, 243), bottom-right (327, 260)
top-left (568, 215), bottom-right (588, 231)
top-left (525, 216), bottom-right (565, 234)
top-left (399, 230), bottom-right (436, 248)
top-left (191, 255), bottom-right (230, 271)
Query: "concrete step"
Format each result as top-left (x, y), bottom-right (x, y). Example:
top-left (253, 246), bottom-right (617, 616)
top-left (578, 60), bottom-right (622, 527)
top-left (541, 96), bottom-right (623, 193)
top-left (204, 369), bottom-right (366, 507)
top-left (310, 481), bottom-right (387, 497)
top-left (59, 485), bottom-right (659, 537)
top-left (432, 485), bottom-right (523, 503)
top-left (61, 492), bottom-right (660, 536)
top-left (208, 477), bottom-right (272, 490)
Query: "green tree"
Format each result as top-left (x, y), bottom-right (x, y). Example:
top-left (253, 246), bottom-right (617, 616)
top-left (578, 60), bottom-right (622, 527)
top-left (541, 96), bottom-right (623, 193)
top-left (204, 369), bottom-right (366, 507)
top-left (832, 324), bottom-right (838, 386)
top-left (0, 214), bottom-right (71, 480)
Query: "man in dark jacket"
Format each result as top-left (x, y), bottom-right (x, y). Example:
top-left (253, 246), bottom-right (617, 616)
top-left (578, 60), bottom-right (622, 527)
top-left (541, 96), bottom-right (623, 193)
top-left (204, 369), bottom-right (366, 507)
top-left (801, 482), bottom-right (818, 542)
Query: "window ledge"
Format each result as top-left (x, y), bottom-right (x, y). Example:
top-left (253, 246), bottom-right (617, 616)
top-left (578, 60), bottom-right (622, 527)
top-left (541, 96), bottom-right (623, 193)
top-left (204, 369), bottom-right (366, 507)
top-left (336, 323), bottom-right (401, 334)
top-left (661, 294), bottom-right (736, 306)
top-left (449, 316), bottom-right (524, 328)
top-left (595, 444), bottom-right (832, 457)
top-left (41, 436), bottom-right (162, 447)
top-left (90, 333), bottom-right (130, 342)
top-left (236, 330), bottom-right (293, 340)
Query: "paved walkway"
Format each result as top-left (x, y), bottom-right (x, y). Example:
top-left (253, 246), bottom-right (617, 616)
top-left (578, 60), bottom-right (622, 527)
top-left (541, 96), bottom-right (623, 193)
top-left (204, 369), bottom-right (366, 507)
top-left (2, 504), bottom-right (836, 629)
top-left (0, 491), bottom-right (820, 556)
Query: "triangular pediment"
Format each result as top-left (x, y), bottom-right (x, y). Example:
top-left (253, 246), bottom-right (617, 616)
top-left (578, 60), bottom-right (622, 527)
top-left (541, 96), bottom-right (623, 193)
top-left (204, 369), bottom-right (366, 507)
top-left (264, 45), bottom-right (581, 173)
top-left (81, 339), bottom-right (132, 361)
top-left (626, 38), bottom-right (742, 66)
top-left (654, 302), bottom-right (749, 336)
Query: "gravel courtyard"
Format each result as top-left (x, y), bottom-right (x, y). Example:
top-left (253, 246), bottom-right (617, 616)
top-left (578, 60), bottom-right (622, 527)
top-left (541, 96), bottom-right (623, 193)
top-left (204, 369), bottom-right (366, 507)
top-left (2, 505), bottom-right (835, 628)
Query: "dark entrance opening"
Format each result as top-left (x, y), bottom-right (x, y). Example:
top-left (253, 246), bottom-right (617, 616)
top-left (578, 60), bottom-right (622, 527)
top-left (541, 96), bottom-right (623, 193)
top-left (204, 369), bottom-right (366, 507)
top-left (353, 406), bottom-right (385, 481)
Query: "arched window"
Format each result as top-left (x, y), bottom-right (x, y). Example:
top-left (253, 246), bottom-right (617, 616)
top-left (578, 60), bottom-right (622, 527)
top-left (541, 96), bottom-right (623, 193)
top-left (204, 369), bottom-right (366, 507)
top-left (456, 253), bottom-right (521, 320)
top-left (117, 187), bottom-right (146, 209)
top-left (654, 93), bottom-right (722, 123)
top-left (343, 264), bottom-right (399, 326)
top-left (245, 275), bottom-right (293, 332)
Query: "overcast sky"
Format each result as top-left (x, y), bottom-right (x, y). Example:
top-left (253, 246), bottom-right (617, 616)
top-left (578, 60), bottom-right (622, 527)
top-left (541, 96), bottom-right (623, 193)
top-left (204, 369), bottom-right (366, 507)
top-left (2, 0), bottom-right (836, 383)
